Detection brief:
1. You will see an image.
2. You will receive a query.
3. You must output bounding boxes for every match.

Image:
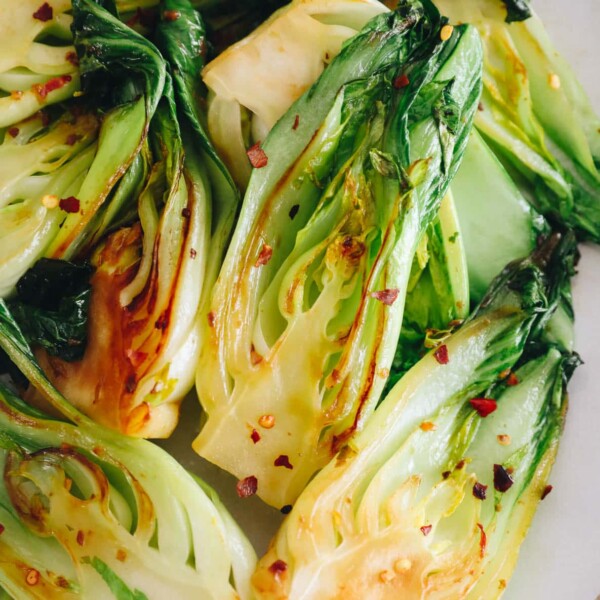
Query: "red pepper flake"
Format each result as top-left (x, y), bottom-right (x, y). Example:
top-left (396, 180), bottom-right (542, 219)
top-left (236, 475), bottom-right (258, 498)
top-left (469, 398), bottom-right (497, 418)
top-left (124, 374), bottom-right (137, 394)
top-left (155, 311), bottom-right (169, 330)
top-left (472, 482), bottom-right (488, 500)
top-left (255, 243), bottom-right (273, 267)
top-left (163, 9), bottom-right (181, 21)
top-left (190, 248), bottom-right (197, 259)
top-left (181, 207), bottom-right (191, 218)
top-left (0, 524), bottom-right (4, 534)
top-left (434, 344), bottom-right (449, 365)
top-left (292, 114), bottom-right (300, 130)
top-left (66, 134), bottom-right (80, 146)
top-left (33, 75), bottom-right (72, 100)
top-left (478, 102), bottom-right (484, 112)
top-left (59, 196), bottom-right (80, 213)
top-left (126, 349), bottom-right (147, 368)
top-left (477, 523), bottom-right (487, 558)
top-left (274, 455), bottom-right (293, 470)
top-left (268, 560), bottom-right (288, 577)
top-left (7, 127), bottom-right (19, 138)
top-left (26, 569), bottom-right (40, 586)
top-left (207, 311), bottom-right (215, 327)
top-left (493, 464), bottom-right (514, 493)
top-left (33, 2), bottom-right (53, 21)
top-left (289, 204), bottom-right (299, 220)
top-left (506, 372), bottom-right (519, 386)
top-left (541, 484), bottom-right (553, 500)
top-left (66, 51), bottom-right (79, 66)
top-left (370, 288), bottom-right (400, 306)
top-left (442, 470), bottom-right (451, 479)
top-left (116, 549), bottom-right (127, 562)
top-left (420, 524), bottom-right (432, 536)
top-left (247, 142), bottom-right (268, 168)
top-left (76, 530), bottom-right (85, 546)
top-left (280, 504), bottom-right (292, 515)
top-left (250, 429), bottom-right (261, 444)
top-left (393, 74), bottom-right (410, 89)
top-left (419, 421), bottom-right (436, 432)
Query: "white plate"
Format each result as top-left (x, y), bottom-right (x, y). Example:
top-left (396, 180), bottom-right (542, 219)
top-left (162, 2), bottom-right (600, 597)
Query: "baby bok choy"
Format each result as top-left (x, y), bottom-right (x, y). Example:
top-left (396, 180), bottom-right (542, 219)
top-left (0, 0), bottom-right (80, 129)
top-left (252, 233), bottom-right (578, 599)
top-left (202, 0), bottom-right (388, 190)
top-left (0, 299), bottom-right (256, 600)
top-left (434, 0), bottom-right (600, 241)
top-left (0, 0), bottom-right (164, 298)
top-left (31, 0), bottom-right (238, 438)
top-left (195, 1), bottom-right (483, 507)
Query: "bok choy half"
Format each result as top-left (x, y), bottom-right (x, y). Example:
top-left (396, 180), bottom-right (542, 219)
top-left (19, 0), bottom-right (239, 438)
top-left (253, 232), bottom-right (578, 599)
top-left (0, 300), bottom-right (256, 600)
top-left (433, 0), bottom-right (600, 242)
top-left (195, 1), bottom-right (483, 507)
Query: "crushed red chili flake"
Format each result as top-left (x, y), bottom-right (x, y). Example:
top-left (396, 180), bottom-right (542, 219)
top-left (207, 311), bottom-right (215, 327)
top-left (442, 470), bottom-right (451, 479)
top-left (506, 372), bottom-right (519, 386)
top-left (116, 549), bottom-right (127, 562)
top-left (163, 9), bottom-right (181, 21)
top-left (541, 484), bottom-right (553, 500)
top-left (269, 560), bottom-right (288, 576)
top-left (190, 248), bottom-right (197, 259)
top-left (66, 51), bottom-right (79, 66)
top-left (478, 102), bottom-right (484, 111)
top-left (393, 74), bottom-right (410, 89)
top-left (289, 204), bottom-right (299, 220)
top-left (246, 142), bottom-right (268, 168)
top-left (66, 134), bottom-right (80, 146)
top-left (181, 207), bottom-right (191, 218)
top-left (125, 374), bottom-right (137, 394)
top-left (274, 455), bottom-right (293, 470)
top-left (0, 524), bottom-right (4, 534)
top-left (33, 2), bottom-right (53, 21)
top-left (472, 482), bottom-right (488, 500)
top-left (236, 475), bottom-right (258, 498)
top-left (370, 288), bottom-right (400, 306)
top-left (292, 114), bottom-right (300, 130)
top-left (455, 459), bottom-right (466, 470)
top-left (250, 429), bottom-right (261, 444)
top-left (477, 523), bottom-right (487, 558)
top-left (469, 398), bottom-right (497, 418)
top-left (7, 127), bottom-right (19, 138)
top-left (155, 311), bottom-right (169, 330)
top-left (76, 530), bottom-right (85, 546)
top-left (493, 464), bottom-right (514, 493)
top-left (280, 504), bottom-right (293, 515)
top-left (33, 75), bottom-right (72, 100)
top-left (420, 524), bottom-right (432, 536)
top-left (59, 196), bottom-right (80, 213)
top-left (434, 344), bottom-right (449, 365)
top-left (255, 243), bottom-right (273, 267)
